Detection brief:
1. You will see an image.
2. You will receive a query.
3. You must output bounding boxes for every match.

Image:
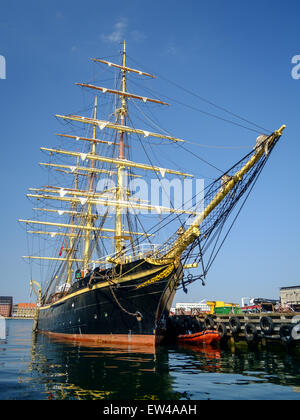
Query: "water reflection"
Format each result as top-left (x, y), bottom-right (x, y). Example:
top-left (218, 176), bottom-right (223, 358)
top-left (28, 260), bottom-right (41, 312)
top-left (176, 343), bottom-right (222, 375)
top-left (1, 320), bottom-right (300, 400)
top-left (169, 343), bottom-right (300, 399)
top-left (29, 333), bottom-right (187, 400)
top-left (29, 331), bottom-right (300, 400)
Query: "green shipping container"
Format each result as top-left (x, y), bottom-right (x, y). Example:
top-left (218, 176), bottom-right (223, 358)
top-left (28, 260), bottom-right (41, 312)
top-left (214, 306), bottom-right (241, 315)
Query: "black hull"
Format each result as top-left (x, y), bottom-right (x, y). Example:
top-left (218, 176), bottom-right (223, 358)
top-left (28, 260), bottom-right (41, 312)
top-left (36, 260), bottom-right (182, 345)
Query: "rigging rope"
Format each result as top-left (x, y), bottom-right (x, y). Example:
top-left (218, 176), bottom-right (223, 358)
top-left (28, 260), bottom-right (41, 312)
top-left (127, 54), bottom-right (272, 135)
top-left (177, 136), bottom-right (277, 289)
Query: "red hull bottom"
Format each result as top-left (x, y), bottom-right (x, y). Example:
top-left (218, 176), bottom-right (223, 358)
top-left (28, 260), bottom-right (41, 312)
top-left (177, 330), bottom-right (220, 345)
top-left (38, 330), bottom-right (163, 352)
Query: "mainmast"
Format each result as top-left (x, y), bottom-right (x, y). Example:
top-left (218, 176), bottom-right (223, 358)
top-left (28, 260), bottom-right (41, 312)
top-left (21, 41), bottom-right (189, 270)
top-left (83, 96), bottom-right (98, 269)
top-left (115, 40), bottom-right (128, 260)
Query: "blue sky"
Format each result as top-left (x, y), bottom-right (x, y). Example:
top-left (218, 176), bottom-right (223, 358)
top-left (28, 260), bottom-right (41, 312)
top-left (0, 0), bottom-right (299, 304)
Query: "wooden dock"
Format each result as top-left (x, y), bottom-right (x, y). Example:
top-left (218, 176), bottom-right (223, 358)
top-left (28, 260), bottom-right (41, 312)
top-left (167, 312), bottom-right (300, 348)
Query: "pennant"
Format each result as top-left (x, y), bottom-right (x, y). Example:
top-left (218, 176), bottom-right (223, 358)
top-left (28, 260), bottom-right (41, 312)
top-left (102, 88), bottom-right (108, 93)
top-left (142, 97), bottom-right (148, 103)
top-left (58, 210), bottom-right (64, 216)
top-left (70, 166), bottom-right (76, 173)
top-left (58, 239), bottom-right (67, 257)
top-left (50, 232), bottom-right (56, 238)
top-left (143, 131), bottom-right (150, 137)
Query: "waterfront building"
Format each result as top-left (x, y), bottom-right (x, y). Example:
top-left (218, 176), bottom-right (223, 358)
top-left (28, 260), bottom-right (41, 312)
top-left (174, 302), bottom-right (211, 314)
top-left (14, 303), bottom-right (37, 318)
top-left (11, 304), bottom-right (18, 317)
top-left (0, 296), bottom-right (13, 317)
top-left (280, 286), bottom-right (300, 307)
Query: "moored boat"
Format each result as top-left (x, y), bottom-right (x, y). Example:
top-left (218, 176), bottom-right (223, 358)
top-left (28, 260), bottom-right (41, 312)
top-left (177, 330), bottom-right (220, 345)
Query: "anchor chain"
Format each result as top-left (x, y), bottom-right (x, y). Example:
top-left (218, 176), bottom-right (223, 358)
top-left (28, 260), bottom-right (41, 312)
top-left (108, 280), bottom-right (143, 321)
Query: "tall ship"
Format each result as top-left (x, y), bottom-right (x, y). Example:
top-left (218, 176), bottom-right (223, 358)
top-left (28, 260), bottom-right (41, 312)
top-left (20, 42), bottom-right (285, 346)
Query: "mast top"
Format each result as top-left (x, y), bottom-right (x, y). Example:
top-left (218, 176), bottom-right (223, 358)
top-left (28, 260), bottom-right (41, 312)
top-left (91, 43), bottom-right (156, 79)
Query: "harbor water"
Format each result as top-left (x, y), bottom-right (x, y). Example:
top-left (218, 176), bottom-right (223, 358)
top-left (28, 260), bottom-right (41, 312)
top-left (0, 319), bottom-right (300, 400)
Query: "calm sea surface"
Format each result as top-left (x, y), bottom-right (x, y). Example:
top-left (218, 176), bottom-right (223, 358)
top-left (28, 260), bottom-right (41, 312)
top-left (1, 319), bottom-right (300, 400)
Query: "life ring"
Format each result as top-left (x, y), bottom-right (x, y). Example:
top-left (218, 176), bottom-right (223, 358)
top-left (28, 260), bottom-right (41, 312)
top-left (292, 323), bottom-right (300, 341)
top-left (229, 316), bottom-right (241, 334)
top-left (204, 315), bottom-right (215, 329)
top-left (244, 323), bottom-right (258, 343)
top-left (216, 322), bottom-right (227, 339)
top-left (260, 316), bottom-right (274, 335)
top-left (279, 324), bottom-right (293, 344)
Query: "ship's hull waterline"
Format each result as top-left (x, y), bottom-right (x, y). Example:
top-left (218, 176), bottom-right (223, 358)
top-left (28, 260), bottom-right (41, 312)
top-left (35, 260), bottom-right (182, 346)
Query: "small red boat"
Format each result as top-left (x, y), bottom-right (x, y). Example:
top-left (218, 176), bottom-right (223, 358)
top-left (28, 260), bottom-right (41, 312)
top-left (177, 330), bottom-right (220, 345)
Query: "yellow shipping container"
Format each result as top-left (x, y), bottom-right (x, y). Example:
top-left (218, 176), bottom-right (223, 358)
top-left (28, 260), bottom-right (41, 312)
top-left (206, 301), bottom-right (239, 314)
